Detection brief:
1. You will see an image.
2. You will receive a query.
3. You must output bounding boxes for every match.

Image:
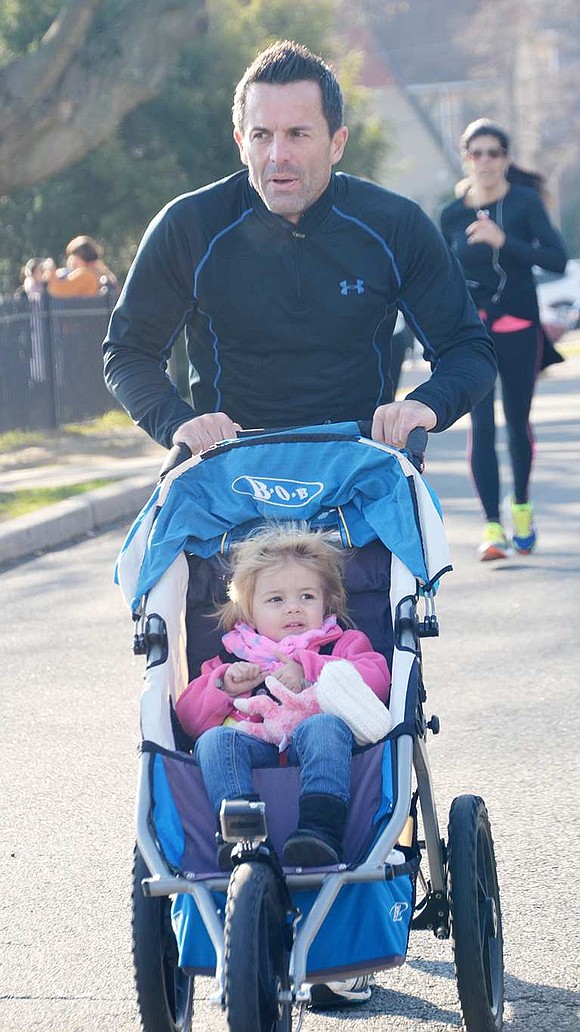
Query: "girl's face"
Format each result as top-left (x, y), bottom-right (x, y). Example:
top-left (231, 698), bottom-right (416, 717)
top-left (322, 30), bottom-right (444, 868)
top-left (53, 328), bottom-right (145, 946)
top-left (250, 560), bottom-right (326, 641)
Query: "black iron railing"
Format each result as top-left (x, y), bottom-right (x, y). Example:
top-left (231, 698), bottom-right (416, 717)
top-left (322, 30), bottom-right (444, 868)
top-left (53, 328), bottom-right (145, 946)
top-left (0, 291), bottom-right (120, 433)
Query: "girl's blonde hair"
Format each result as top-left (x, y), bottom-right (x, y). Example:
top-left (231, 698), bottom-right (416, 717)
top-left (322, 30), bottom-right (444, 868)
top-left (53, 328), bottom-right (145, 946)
top-left (218, 524), bottom-right (348, 629)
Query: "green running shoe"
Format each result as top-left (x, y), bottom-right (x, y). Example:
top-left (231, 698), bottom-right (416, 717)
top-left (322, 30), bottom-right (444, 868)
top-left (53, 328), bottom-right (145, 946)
top-left (478, 521), bottom-right (509, 562)
top-left (511, 500), bottom-right (536, 554)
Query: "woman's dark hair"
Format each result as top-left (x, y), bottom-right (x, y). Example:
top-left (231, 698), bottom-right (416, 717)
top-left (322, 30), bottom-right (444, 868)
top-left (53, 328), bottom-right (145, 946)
top-left (233, 39), bottom-right (343, 137)
top-left (461, 118), bottom-right (510, 154)
top-left (506, 164), bottom-right (546, 198)
top-left (460, 118), bottom-right (547, 198)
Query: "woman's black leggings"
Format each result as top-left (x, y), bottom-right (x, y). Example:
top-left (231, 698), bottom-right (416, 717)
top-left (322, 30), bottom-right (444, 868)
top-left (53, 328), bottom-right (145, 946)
top-left (469, 323), bottom-right (543, 522)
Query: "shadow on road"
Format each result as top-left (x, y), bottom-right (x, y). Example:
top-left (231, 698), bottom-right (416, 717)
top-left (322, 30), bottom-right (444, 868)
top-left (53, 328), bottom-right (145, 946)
top-left (406, 956), bottom-right (580, 1028)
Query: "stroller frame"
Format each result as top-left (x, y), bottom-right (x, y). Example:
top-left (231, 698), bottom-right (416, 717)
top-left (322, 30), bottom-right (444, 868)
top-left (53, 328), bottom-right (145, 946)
top-left (120, 425), bottom-right (503, 1032)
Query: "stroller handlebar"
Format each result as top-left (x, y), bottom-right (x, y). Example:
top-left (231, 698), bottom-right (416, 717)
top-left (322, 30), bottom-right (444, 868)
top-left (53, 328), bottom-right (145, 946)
top-left (357, 422), bottom-right (428, 472)
top-left (402, 426), bottom-right (428, 473)
top-left (158, 442), bottom-right (192, 481)
top-left (158, 423), bottom-right (428, 481)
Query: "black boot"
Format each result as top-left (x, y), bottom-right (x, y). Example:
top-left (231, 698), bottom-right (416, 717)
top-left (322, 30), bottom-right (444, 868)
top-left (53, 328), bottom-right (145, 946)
top-left (283, 793), bottom-right (348, 867)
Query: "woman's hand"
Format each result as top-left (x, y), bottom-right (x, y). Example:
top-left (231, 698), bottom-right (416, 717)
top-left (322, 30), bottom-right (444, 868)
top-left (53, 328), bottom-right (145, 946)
top-left (271, 654), bottom-right (305, 693)
top-left (222, 662), bottom-right (264, 696)
top-left (466, 211), bottom-right (506, 248)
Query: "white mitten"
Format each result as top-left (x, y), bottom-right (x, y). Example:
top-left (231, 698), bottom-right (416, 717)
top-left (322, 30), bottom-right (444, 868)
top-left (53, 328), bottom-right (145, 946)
top-left (315, 660), bottom-right (392, 745)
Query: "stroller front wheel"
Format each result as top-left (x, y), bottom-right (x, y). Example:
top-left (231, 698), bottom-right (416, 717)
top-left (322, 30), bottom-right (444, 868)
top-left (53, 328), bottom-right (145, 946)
top-left (448, 794), bottom-right (504, 1032)
top-left (131, 846), bottom-right (194, 1032)
top-left (224, 860), bottom-right (292, 1032)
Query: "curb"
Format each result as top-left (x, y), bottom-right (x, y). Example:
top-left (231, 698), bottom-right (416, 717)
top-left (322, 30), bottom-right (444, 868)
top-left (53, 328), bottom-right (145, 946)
top-left (0, 473), bottom-right (156, 565)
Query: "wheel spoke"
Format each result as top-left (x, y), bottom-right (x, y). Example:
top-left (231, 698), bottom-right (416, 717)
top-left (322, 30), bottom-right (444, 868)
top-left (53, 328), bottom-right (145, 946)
top-left (476, 832), bottom-right (490, 894)
top-left (482, 929), bottom-right (494, 1000)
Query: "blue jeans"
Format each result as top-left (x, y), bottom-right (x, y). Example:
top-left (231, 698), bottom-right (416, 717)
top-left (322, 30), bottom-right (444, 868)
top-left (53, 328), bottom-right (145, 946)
top-left (193, 714), bottom-right (354, 814)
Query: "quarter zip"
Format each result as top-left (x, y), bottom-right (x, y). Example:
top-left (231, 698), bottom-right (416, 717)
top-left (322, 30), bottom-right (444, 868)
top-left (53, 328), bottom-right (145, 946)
top-left (291, 228), bottom-right (305, 304)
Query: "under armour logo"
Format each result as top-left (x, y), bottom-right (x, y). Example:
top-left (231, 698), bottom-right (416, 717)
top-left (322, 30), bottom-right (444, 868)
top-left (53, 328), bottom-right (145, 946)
top-left (340, 279), bottom-right (365, 295)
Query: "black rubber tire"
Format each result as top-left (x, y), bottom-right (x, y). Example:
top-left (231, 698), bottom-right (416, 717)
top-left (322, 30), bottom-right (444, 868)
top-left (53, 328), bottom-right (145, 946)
top-left (224, 861), bottom-right (292, 1032)
top-left (448, 795), bottom-right (504, 1032)
top-left (132, 846), bottom-right (194, 1032)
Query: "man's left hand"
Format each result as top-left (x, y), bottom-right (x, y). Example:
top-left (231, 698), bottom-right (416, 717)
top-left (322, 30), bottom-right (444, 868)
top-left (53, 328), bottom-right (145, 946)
top-left (371, 400), bottom-right (437, 449)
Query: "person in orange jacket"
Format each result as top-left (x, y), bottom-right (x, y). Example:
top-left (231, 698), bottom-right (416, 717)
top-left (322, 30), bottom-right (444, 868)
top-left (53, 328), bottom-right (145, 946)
top-left (43, 235), bottom-right (118, 298)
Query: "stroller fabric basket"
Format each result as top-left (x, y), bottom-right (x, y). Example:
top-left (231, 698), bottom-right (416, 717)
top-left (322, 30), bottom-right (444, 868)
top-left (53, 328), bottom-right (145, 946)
top-left (118, 423), bottom-right (452, 992)
top-left (172, 868), bottom-right (415, 980)
top-left (151, 738), bottom-right (417, 977)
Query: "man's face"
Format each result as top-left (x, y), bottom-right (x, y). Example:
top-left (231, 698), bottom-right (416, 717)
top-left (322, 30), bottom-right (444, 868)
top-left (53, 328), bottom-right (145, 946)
top-left (234, 81), bottom-right (348, 224)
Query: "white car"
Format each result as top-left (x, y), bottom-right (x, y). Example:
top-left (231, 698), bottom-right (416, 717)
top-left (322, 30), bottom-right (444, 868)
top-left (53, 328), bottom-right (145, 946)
top-left (535, 259), bottom-right (580, 342)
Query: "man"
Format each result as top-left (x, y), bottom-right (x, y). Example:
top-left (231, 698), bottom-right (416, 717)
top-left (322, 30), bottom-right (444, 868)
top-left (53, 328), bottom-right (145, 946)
top-left (103, 40), bottom-right (496, 1009)
top-left (103, 40), bottom-right (496, 458)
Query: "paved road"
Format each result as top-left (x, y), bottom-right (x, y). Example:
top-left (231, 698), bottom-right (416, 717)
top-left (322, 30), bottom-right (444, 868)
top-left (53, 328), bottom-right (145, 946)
top-left (1, 358), bottom-right (579, 1031)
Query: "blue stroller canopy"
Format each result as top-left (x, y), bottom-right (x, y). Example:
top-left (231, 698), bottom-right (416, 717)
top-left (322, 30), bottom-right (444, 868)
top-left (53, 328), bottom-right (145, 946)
top-left (116, 425), bottom-right (451, 612)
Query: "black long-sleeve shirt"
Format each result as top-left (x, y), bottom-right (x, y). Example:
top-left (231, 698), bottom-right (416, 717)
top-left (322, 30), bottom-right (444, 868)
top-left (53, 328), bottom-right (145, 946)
top-left (103, 170), bottom-right (497, 449)
top-left (440, 183), bottom-right (567, 321)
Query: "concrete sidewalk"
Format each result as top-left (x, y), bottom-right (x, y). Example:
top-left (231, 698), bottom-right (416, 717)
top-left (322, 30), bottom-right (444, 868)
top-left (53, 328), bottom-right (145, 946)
top-left (0, 452), bottom-right (161, 491)
top-left (0, 428), bottom-right (165, 566)
top-left (1, 343), bottom-right (578, 567)
top-left (0, 471), bottom-right (160, 565)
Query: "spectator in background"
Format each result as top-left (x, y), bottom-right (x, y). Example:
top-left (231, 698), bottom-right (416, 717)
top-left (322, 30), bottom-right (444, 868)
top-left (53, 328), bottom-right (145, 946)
top-left (43, 236), bottom-right (118, 298)
top-left (440, 118), bottom-right (567, 562)
top-left (14, 258), bottom-right (46, 300)
top-left (11, 258), bottom-right (47, 380)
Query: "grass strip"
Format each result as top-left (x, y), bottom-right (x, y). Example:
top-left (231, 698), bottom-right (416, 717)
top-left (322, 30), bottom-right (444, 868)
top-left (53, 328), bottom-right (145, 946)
top-left (0, 479), bottom-right (114, 522)
top-left (0, 410), bottom-right (133, 453)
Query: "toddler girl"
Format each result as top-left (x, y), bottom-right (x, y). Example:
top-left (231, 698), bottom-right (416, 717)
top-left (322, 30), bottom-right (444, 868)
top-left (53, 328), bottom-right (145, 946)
top-left (176, 524), bottom-right (391, 868)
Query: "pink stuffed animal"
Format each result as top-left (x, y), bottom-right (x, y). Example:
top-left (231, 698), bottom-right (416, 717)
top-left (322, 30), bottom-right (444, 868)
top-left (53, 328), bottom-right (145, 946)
top-left (234, 676), bottom-right (320, 747)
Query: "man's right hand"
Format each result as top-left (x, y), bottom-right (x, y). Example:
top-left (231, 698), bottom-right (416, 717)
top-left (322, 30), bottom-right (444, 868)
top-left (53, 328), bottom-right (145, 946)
top-left (172, 412), bottom-right (242, 455)
top-left (371, 399), bottom-right (436, 449)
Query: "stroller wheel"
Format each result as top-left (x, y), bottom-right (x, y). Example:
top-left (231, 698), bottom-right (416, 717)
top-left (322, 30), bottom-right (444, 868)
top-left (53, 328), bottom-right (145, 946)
top-left (224, 860), bottom-right (292, 1032)
top-left (131, 846), bottom-right (194, 1032)
top-left (448, 795), bottom-right (504, 1032)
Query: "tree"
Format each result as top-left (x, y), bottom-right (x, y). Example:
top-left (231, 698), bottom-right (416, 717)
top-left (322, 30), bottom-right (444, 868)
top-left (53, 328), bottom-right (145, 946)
top-left (0, 0), bottom-right (208, 194)
top-left (452, 0), bottom-right (580, 234)
top-left (0, 0), bottom-right (391, 291)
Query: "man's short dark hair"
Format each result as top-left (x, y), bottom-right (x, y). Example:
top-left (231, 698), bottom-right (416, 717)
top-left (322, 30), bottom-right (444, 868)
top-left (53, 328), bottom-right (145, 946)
top-left (233, 39), bottom-right (344, 137)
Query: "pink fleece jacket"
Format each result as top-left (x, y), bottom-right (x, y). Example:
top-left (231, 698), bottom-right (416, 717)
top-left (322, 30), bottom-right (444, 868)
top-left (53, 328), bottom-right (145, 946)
top-left (175, 626), bottom-right (391, 741)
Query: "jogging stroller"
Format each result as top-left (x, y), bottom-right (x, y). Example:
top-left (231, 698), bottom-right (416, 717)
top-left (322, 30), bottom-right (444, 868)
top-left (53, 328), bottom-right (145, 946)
top-left (116, 422), bottom-right (504, 1032)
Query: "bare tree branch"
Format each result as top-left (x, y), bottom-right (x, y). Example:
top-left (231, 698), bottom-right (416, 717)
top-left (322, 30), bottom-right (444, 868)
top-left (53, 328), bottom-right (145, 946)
top-left (0, 0), bottom-right (104, 133)
top-left (0, 0), bottom-right (208, 194)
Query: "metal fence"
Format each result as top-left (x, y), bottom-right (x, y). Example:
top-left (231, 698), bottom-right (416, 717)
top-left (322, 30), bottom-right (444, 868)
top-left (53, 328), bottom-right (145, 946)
top-left (0, 292), bottom-right (120, 433)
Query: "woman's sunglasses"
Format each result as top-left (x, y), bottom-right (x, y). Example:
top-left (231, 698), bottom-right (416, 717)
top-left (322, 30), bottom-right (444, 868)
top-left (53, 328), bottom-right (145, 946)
top-left (466, 147), bottom-right (506, 160)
